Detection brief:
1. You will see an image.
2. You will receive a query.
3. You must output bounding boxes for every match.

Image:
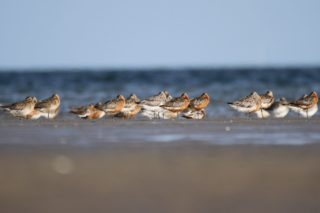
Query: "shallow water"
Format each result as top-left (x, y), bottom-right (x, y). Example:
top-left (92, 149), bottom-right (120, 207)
top-left (1, 117), bottom-right (319, 146)
top-left (0, 68), bottom-right (319, 118)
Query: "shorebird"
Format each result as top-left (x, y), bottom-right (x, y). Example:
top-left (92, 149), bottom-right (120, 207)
top-left (95, 95), bottom-right (126, 116)
top-left (140, 107), bottom-right (179, 119)
top-left (1, 96), bottom-right (37, 119)
top-left (189, 93), bottom-right (210, 110)
top-left (160, 92), bottom-right (190, 112)
top-left (70, 104), bottom-right (106, 119)
top-left (34, 94), bottom-right (61, 119)
top-left (116, 94), bottom-right (141, 119)
top-left (139, 91), bottom-right (172, 110)
top-left (260, 91), bottom-right (274, 109)
top-left (257, 90), bottom-right (274, 118)
top-left (268, 97), bottom-right (290, 118)
top-left (228, 91), bottom-right (262, 116)
top-left (139, 91), bottom-right (174, 119)
top-left (182, 108), bottom-right (206, 119)
top-left (288, 91), bottom-right (318, 118)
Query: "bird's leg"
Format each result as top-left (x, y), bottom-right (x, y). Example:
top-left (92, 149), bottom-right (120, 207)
top-left (261, 109), bottom-right (264, 119)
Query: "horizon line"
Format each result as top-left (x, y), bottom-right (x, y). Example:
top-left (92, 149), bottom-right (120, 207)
top-left (0, 64), bottom-right (320, 72)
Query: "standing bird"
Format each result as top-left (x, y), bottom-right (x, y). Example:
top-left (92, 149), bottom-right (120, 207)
top-left (228, 91), bottom-right (262, 117)
top-left (268, 97), bottom-right (290, 118)
top-left (33, 94), bottom-right (61, 119)
top-left (160, 92), bottom-right (190, 113)
top-left (257, 90), bottom-right (274, 118)
top-left (95, 95), bottom-right (126, 116)
top-left (260, 91), bottom-right (274, 109)
top-left (288, 91), bottom-right (318, 118)
top-left (1, 96), bottom-right (37, 119)
top-left (70, 104), bottom-right (106, 119)
top-left (116, 94), bottom-right (141, 119)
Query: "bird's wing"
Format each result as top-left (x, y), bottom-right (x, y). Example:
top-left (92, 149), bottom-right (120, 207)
top-left (232, 99), bottom-right (255, 109)
top-left (162, 98), bottom-right (184, 108)
top-left (35, 98), bottom-right (51, 109)
top-left (103, 99), bottom-right (118, 109)
top-left (2, 101), bottom-right (26, 110)
top-left (70, 106), bottom-right (88, 114)
top-left (290, 98), bottom-right (311, 108)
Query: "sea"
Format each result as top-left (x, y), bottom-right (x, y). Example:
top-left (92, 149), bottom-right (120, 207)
top-left (0, 67), bottom-right (319, 118)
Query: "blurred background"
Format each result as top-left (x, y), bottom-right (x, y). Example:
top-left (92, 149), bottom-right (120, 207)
top-left (0, 0), bottom-right (319, 117)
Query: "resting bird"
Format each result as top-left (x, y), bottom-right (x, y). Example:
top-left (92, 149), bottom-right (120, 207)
top-left (70, 104), bottom-right (105, 119)
top-left (268, 97), bottom-right (290, 118)
top-left (140, 107), bottom-right (179, 119)
top-left (1, 96), bottom-right (37, 119)
top-left (116, 94), bottom-right (141, 119)
top-left (139, 91), bottom-right (174, 119)
top-left (33, 94), bottom-right (61, 119)
top-left (160, 93), bottom-right (190, 112)
top-left (228, 91), bottom-right (262, 118)
top-left (260, 91), bottom-right (274, 109)
top-left (139, 91), bottom-right (172, 110)
top-left (288, 91), bottom-right (318, 118)
top-left (95, 95), bottom-right (126, 116)
top-left (189, 93), bottom-right (210, 110)
top-left (182, 108), bottom-right (206, 119)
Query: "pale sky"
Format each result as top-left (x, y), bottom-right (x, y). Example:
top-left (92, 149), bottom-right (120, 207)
top-left (0, 0), bottom-right (320, 68)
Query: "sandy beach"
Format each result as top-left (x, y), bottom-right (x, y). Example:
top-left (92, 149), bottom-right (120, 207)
top-left (0, 116), bottom-right (320, 212)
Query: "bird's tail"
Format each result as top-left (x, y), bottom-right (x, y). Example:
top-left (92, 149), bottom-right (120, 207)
top-left (0, 104), bottom-right (10, 111)
top-left (69, 108), bottom-right (80, 114)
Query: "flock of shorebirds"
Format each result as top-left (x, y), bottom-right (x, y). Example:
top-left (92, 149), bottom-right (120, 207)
top-left (228, 91), bottom-right (318, 119)
top-left (0, 90), bottom-right (318, 120)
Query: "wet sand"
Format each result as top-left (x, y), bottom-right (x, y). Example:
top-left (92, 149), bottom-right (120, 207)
top-left (0, 116), bottom-right (320, 212)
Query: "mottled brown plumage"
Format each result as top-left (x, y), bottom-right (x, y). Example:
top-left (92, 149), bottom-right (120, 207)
top-left (161, 93), bottom-right (190, 112)
top-left (139, 91), bottom-right (172, 107)
top-left (189, 93), bottom-right (210, 110)
top-left (70, 104), bottom-right (105, 119)
top-left (35, 94), bottom-right (60, 112)
top-left (288, 91), bottom-right (318, 118)
top-left (289, 91), bottom-right (318, 110)
top-left (95, 95), bottom-right (126, 115)
top-left (1, 96), bottom-right (37, 119)
top-left (33, 94), bottom-right (61, 119)
top-left (228, 91), bottom-right (262, 113)
top-left (260, 91), bottom-right (274, 109)
top-left (116, 94), bottom-right (141, 119)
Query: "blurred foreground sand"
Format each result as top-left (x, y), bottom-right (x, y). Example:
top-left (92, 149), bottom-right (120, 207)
top-left (0, 117), bottom-right (320, 212)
